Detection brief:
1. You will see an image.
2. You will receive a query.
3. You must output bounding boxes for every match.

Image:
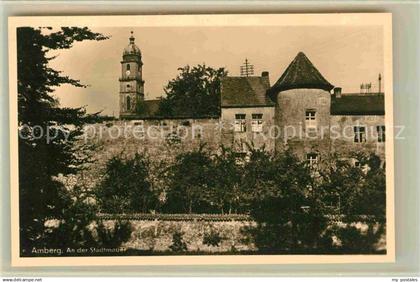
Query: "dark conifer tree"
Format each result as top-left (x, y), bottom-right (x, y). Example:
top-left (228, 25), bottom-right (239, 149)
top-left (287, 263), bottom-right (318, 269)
top-left (17, 27), bottom-right (109, 254)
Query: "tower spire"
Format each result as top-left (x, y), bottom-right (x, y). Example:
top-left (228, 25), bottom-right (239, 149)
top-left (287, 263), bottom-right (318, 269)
top-left (129, 31), bottom-right (135, 43)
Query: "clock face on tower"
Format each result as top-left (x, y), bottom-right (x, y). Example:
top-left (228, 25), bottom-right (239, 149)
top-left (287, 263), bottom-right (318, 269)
top-left (126, 70), bottom-right (131, 76)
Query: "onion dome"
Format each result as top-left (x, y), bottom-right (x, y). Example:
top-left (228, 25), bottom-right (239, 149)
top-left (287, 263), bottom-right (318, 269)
top-left (123, 31), bottom-right (141, 56)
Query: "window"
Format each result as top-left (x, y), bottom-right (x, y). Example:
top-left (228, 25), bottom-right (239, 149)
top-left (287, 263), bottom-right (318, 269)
top-left (126, 96), bottom-right (131, 111)
top-left (234, 114), bottom-right (246, 132)
top-left (377, 125), bottom-right (385, 142)
top-left (251, 113), bottom-right (263, 132)
top-left (306, 153), bottom-right (318, 167)
top-left (126, 64), bottom-right (130, 71)
top-left (354, 126), bottom-right (366, 143)
top-left (305, 110), bottom-right (317, 129)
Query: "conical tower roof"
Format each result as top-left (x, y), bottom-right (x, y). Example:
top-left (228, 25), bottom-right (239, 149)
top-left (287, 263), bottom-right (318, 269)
top-left (269, 52), bottom-right (334, 95)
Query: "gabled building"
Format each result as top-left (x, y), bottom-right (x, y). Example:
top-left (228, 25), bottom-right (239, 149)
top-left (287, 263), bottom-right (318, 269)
top-left (221, 52), bottom-right (385, 163)
top-left (220, 73), bottom-right (275, 152)
top-left (117, 33), bottom-right (385, 163)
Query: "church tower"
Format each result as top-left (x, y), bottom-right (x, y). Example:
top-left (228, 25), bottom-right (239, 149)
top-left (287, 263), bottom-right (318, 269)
top-left (119, 31), bottom-right (144, 118)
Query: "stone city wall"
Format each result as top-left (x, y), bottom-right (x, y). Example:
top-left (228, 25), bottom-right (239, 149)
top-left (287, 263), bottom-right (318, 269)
top-left (100, 216), bottom-right (256, 253)
top-left (74, 118), bottom-right (222, 189)
top-left (98, 215), bottom-right (385, 253)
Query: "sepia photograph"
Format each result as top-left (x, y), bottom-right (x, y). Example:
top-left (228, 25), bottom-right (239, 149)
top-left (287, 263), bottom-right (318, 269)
top-left (8, 14), bottom-right (394, 266)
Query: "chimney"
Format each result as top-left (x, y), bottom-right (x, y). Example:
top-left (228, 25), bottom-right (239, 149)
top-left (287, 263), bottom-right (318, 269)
top-left (333, 87), bottom-right (342, 98)
top-left (378, 73), bottom-right (382, 94)
top-left (261, 71), bottom-right (270, 88)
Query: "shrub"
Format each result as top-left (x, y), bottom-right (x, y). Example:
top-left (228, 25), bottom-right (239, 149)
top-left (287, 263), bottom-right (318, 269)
top-left (203, 230), bottom-right (222, 247)
top-left (334, 224), bottom-right (385, 253)
top-left (169, 231), bottom-right (187, 252)
top-left (95, 220), bottom-right (132, 249)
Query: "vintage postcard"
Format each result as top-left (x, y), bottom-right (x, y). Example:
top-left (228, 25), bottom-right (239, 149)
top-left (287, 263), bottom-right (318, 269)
top-left (8, 14), bottom-right (394, 266)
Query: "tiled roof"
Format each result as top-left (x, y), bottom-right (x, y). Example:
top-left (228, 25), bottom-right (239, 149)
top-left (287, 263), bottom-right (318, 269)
top-left (269, 52), bottom-right (334, 97)
top-left (331, 94), bottom-right (385, 115)
top-left (221, 76), bottom-right (274, 108)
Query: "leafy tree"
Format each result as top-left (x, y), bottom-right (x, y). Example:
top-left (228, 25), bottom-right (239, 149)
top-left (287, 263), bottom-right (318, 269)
top-left (318, 153), bottom-right (386, 253)
top-left (318, 153), bottom-right (365, 217)
top-left (243, 149), bottom-right (328, 252)
top-left (240, 147), bottom-right (275, 210)
top-left (318, 152), bottom-right (385, 220)
top-left (17, 27), bottom-right (113, 253)
top-left (211, 146), bottom-right (244, 214)
top-left (157, 64), bottom-right (227, 117)
top-left (95, 153), bottom-right (158, 213)
top-left (163, 145), bottom-right (215, 213)
top-left (147, 159), bottom-right (172, 212)
top-left (352, 153), bottom-right (386, 222)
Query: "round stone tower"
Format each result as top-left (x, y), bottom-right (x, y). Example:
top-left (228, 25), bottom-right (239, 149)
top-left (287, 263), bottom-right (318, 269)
top-left (268, 52), bottom-right (334, 158)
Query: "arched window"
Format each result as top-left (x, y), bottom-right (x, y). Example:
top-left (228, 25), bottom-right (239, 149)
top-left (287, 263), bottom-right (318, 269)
top-left (126, 96), bottom-right (131, 111)
top-left (126, 64), bottom-right (130, 71)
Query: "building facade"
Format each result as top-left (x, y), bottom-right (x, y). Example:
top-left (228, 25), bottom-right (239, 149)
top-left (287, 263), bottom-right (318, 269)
top-left (118, 34), bottom-right (385, 163)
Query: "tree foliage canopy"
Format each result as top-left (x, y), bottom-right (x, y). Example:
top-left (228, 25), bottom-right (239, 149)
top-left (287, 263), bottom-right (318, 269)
top-left (157, 64), bottom-right (227, 117)
top-left (95, 153), bottom-right (158, 213)
top-left (98, 146), bottom-right (386, 253)
top-left (163, 145), bottom-right (215, 213)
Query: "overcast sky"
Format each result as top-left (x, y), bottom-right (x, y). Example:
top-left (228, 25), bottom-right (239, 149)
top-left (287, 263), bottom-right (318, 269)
top-left (48, 26), bottom-right (384, 116)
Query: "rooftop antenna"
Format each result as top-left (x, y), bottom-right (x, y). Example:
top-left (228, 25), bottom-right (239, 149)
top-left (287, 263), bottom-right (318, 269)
top-left (240, 58), bottom-right (254, 77)
top-left (360, 82), bottom-right (372, 94)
